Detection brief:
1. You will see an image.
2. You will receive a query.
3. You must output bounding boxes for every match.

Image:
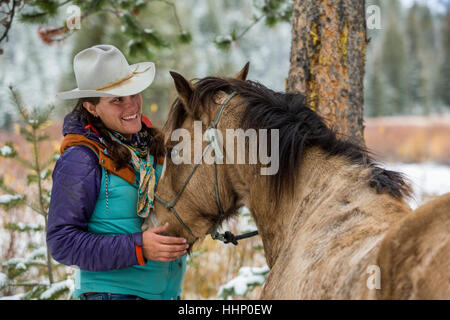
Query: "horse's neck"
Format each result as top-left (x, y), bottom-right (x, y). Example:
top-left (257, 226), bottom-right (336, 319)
top-left (244, 147), bottom-right (409, 268)
top-left (243, 147), bottom-right (334, 266)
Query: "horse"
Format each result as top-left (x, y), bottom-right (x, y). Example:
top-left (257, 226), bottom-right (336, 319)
top-left (152, 63), bottom-right (450, 299)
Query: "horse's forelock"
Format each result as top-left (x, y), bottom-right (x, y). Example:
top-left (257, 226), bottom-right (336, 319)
top-left (163, 98), bottom-right (186, 140)
top-left (164, 76), bottom-right (241, 136)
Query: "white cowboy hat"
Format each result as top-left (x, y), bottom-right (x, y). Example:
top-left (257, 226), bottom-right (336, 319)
top-left (56, 44), bottom-right (155, 100)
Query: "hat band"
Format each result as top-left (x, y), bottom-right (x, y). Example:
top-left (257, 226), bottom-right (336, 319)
top-left (93, 64), bottom-right (152, 91)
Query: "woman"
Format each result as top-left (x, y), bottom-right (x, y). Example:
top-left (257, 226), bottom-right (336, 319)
top-left (47, 44), bottom-right (188, 300)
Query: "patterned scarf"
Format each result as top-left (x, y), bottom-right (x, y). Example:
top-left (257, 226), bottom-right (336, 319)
top-left (107, 128), bottom-right (156, 218)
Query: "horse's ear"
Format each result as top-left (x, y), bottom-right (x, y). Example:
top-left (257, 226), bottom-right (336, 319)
top-left (234, 62), bottom-right (250, 80)
top-left (170, 71), bottom-right (194, 111)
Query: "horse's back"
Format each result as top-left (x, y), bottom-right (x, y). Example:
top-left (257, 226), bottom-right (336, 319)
top-left (374, 193), bottom-right (450, 299)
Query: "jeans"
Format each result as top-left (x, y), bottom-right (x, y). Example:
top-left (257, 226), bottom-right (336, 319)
top-left (80, 293), bottom-right (146, 300)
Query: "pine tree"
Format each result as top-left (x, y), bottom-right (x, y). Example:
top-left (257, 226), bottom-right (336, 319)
top-left (366, 57), bottom-right (386, 117)
top-left (0, 0), bottom-right (191, 57)
top-left (405, 4), bottom-right (439, 115)
top-left (381, 0), bottom-right (407, 115)
top-left (439, 10), bottom-right (450, 108)
top-left (0, 87), bottom-right (73, 300)
top-left (0, 112), bottom-right (13, 131)
top-left (364, 0), bottom-right (385, 118)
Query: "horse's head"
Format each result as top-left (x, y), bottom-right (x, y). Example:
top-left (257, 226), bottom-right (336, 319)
top-left (153, 63), bottom-right (252, 246)
top-left (153, 62), bottom-right (413, 248)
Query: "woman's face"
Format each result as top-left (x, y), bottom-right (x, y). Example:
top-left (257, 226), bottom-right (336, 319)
top-left (84, 94), bottom-right (143, 138)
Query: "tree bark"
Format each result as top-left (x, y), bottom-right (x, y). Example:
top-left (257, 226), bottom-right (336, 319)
top-left (287, 0), bottom-right (367, 145)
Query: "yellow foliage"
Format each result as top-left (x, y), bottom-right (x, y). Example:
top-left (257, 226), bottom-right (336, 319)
top-left (4, 173), bottom-right (15, 185)
top-left (398, 131), bottom-right (428, 161)
top-left (39, 120), bottom-right (52, 130)
top-left (13, 123), bottom-right (20, 135)
top-left (150, 103), bottom-right (158, 113)
top-left (52, 140), bottom-right (60, 153)
top-left (428, 135), bottom-right (447, 159)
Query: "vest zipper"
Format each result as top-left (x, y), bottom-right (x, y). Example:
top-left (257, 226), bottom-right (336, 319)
top-left (105, 169), bottom-right (109, 215)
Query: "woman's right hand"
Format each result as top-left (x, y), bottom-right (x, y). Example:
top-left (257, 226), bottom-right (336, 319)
top-left (142, 223), bottom-right (189, 262)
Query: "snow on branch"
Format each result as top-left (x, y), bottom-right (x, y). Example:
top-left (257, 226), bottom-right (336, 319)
top-left (40, 279), bottom-right (74, 300)
top-left (0, 143), bottom-right (17, 158)
top-left (0, 194), bottom-right (24, 204)
top-left (217, 265), bottom-right (269, 299)
top-left (0, 194), bottom-right (25, 210)
top-left (0, 272), bottom-right (8, 290)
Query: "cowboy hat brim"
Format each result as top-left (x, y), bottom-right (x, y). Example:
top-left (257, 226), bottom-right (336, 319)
top-left (56, 62), bottom-right (155, 100)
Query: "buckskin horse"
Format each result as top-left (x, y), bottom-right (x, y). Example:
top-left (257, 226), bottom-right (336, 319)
top-left (152, 63), bottom-right (450, 299)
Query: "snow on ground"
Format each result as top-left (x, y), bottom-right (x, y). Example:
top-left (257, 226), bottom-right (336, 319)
top-left (383, 162), bottom-right (450, 210)
top-left (0, 293), bottom-right (25, 300)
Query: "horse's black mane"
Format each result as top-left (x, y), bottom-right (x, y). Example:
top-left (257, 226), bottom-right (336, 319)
top-left (166, 76), bottom-right (412, 200)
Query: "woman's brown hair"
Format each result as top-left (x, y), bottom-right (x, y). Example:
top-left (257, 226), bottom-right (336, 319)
top-left (71, 97), bottom-right (165, 169)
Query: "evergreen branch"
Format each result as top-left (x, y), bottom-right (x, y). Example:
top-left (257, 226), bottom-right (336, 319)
top-left (234, 14), bottom-right (265, 42)
top-left (220, 0), bottom-right (292, 47)
top-left (14, 155), bottom-right (35, 170)
top-left (160, 0), bottom-right (190, 43)
top-left (4, 281), bottom-right (49, 287)
top-left (19, 10), bottom-right (48, 24)
top-left (0, 181), bottom-right (21, 196)
top-left (27, 201), bottom-right (46, 216)
top-left (3, 258), bottom-right (48, 280)
top-left (160, 0), bottom-right (182, 33)
top-left (42, 154), bottom-right (58, 169)
top-left (59, 0), bottom-right (71, 7)
top-left (28, 113), bottom-right (55, 283)
top-left (27, 0), bottom-right (100, 44)
top-left (0, 191), bottom-right (45, 215)
top-left (0, 0), bottom-right (19, 45)
top-left (4, 222), bottom-right (44, 232)
top-left (214, 14), bottom-right (265, 50)
top-left (18, 0), bottom-right (74, 24)
top-left (0, 193), bottom-right (26, 211)
top-left (37, 133), bottom-right (50, 142)
top-left (0, 180), bottom-right (37, 212)
top-left (8, 85), bottom-right (29, 123)
top-left (0, 142), bottom-right (17, 158)
top-left (97, 7), bottom-right (120, 19)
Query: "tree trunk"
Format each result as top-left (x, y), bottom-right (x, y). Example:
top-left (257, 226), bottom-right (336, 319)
top-left (287, 0), bottom-right (367, 145)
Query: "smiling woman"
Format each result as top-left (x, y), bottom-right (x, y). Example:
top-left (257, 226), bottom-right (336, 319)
top-left (46, 44), bottom-right (189, 300)
top-left (82, 95), bottom-right (144, 140)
